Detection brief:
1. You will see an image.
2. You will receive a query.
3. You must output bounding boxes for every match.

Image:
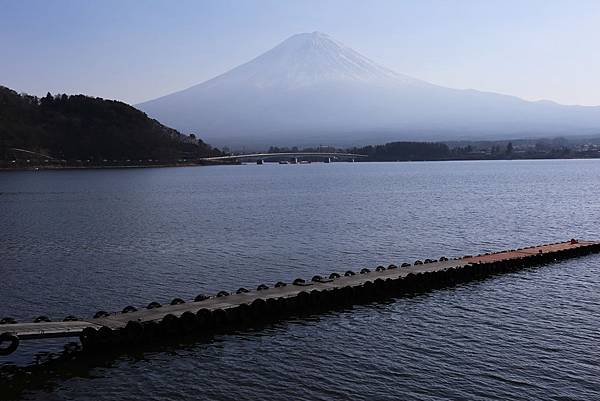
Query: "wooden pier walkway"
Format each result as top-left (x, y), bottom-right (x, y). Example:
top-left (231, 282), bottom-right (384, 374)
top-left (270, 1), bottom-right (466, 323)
top-left (1, 239), bottom-right (599, 356)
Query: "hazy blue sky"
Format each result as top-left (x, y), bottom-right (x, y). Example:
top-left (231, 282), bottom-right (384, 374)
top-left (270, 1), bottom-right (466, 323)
top-left (1, 0), bottom-right (599, 105)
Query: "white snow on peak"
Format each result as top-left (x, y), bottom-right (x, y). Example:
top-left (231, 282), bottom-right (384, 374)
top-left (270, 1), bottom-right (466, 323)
top-left (203, 32), bottom-right (423, 90)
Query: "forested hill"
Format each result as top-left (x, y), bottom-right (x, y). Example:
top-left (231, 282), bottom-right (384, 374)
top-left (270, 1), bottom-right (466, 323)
top-left (0, 86), bottom-right (222, 162)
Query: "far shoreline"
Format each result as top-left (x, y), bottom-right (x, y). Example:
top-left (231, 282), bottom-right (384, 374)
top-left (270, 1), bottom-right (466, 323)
top-left (3, 156), bottom-right (600, 172)
top-left (0, 160), bottom-right (240, 172)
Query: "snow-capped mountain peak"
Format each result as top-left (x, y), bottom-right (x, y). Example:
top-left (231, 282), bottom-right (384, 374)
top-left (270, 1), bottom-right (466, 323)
top-left (204, 31), bottom-right (422, 89)
top-left (137, 32), bottom-right (600, 148)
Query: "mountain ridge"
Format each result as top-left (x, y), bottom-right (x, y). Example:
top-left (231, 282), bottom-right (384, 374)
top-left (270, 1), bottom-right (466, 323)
top-left (137, 32), bottom-right (600, 147)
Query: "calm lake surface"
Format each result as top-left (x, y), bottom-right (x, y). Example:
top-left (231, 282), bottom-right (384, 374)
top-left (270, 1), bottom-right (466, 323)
top-left (1, 160), bottom-right (600, 400)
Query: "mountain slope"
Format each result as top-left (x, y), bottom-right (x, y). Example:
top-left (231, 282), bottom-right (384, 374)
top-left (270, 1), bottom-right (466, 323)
top-left (137, 32), bottom-right (600, 147)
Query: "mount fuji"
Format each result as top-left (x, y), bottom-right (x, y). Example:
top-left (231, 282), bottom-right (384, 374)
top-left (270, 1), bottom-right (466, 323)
top-left (137, 32), bottom-right (600, 147)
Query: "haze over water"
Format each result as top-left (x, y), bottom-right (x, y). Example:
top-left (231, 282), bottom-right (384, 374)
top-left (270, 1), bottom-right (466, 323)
top-left (1, 160), bottom-right (600, 400)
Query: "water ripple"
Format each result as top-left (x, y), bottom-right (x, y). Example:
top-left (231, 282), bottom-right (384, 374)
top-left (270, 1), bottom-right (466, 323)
top-left (1, 161), bottom-right (600, 400)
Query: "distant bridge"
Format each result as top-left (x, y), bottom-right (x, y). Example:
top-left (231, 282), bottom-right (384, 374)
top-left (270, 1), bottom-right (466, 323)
top-left (200, 152), bottom-right (366, 161)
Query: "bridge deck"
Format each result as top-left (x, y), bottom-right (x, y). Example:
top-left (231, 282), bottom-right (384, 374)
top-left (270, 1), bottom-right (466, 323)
top-left (2, 240), bottom-right (598, 342)
top-left (200, 152), bottom-right (366, 161)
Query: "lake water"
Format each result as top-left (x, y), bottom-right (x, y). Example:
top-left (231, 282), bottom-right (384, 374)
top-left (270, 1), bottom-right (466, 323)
top-left (1, 160), bottom-right (600, 400)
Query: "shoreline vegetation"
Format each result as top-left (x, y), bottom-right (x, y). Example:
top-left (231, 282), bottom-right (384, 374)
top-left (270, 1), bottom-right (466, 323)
top-left (0, 159), bottom-right (239, 171)
top-left (264, 139), bottom-right (600, 162)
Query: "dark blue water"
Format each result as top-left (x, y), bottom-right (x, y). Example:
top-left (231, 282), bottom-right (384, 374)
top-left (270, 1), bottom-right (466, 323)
top-left (1, 160), bottom-right (599, 400)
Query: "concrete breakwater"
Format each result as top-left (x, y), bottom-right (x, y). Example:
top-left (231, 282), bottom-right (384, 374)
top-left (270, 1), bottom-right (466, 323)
top-left (1, 240), bottom-right (599, 356)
